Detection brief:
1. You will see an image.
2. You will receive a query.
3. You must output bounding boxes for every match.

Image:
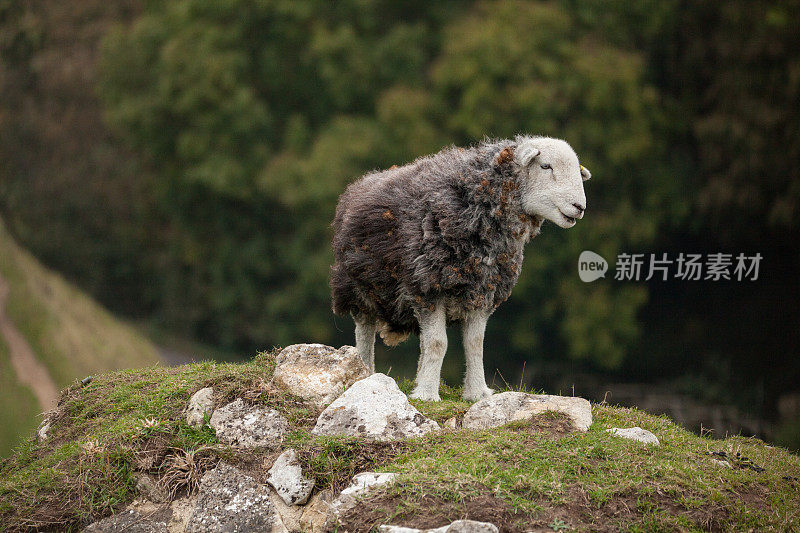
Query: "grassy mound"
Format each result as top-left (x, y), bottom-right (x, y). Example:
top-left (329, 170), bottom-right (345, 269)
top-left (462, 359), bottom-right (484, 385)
top-left (0, 218), bottom-right (159, 455)
top-left (0, 351), bottom-right (798, 532)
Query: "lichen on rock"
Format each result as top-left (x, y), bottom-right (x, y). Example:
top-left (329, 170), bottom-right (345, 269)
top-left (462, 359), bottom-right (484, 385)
top-left (185, 387), bottom-right (214, 430)
top-left (186, 462), bottom-right (284, 532)
top-left (209, 399), bottom-right (288, 448)
top-left (462, 391), bottom-right (592, 432)
top-left (270, 343), bottom-right (369, 408)
top-left (266, 448), bottom-right (315, 506)
top-left (311, 373), bottom-right (439, 440)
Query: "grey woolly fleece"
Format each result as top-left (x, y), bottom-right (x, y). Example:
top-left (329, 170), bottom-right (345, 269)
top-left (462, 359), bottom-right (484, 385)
top-left (330, 139), bottom-right (542, 341)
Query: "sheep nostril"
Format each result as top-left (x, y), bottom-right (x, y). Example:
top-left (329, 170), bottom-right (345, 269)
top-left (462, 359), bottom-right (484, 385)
top-left (572, 202), bottom-right (585, 213)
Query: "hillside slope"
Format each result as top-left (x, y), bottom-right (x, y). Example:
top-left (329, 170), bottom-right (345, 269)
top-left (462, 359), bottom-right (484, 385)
top-left (1, 351), bottom-right (797, 532)
top-left (0, 218), bottom-right (159, 455)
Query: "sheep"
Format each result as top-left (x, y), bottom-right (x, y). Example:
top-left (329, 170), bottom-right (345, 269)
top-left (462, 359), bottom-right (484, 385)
top-left (330, 135), bottom-right (591, 401)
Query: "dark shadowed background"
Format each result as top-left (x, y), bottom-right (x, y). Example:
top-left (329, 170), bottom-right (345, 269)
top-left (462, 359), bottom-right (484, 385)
top-left (0, 0), bottom-right (798, 455)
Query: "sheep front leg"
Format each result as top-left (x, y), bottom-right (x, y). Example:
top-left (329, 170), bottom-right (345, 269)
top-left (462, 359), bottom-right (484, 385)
top-left (354, 318), bottom-right (376, 373)
top-left (462, 310), bottom-right (494, 402)
top-left (410, 304), bottom-right (447, 401)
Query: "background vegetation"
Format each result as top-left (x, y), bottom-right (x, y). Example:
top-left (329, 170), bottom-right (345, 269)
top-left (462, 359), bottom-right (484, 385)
top-left (0, 0), bottom-right (798, 447)
top-left (0, 219), bottom-right (160, 455)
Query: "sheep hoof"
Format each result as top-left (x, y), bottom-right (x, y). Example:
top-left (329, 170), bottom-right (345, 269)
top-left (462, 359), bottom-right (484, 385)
top-left (463, 386), bottom-right (494, 402)
top-left (410, 386), bottom-right (441, 402)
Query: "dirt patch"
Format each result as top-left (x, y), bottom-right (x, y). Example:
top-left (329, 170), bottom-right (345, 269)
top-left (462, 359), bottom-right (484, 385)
top-left (335, 485), bottom-right (532, 532)
top-left (336, 480), bottom-right (773, 532)
top-left (527, 484), bottom-right (743, 532)
top-left (511, 412), bottom-right (578, 440)
top-left (0, 273), bottom-right (59, 412)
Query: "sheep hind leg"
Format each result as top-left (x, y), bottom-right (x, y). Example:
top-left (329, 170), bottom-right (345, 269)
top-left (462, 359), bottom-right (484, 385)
top-left (410, 304), bottom-right (446, 402)
top-left (354, 318), bottom-right (376, 373)
top-left (462, 310), bottom-right (494, 402)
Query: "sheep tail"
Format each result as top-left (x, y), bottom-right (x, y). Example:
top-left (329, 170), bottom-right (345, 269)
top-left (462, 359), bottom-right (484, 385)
top-left (378, 323), bottom-right (410, 347)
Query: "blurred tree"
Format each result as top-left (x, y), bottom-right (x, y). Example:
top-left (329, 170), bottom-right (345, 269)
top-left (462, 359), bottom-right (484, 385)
top-left (659, 0), bottom-right (800, 239)
top-left (0, 0), bottom-right (159, 315)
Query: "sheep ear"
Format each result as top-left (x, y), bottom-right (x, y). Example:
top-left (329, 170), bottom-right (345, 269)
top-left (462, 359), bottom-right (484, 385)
top-left (515, 144), bottom-right (540, 167)
top-left (580, 165), bottom-right (592, 181)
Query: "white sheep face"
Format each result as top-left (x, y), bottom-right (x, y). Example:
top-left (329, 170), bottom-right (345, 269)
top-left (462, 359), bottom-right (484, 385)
top-left (515, 136), bottom-right (590, 228)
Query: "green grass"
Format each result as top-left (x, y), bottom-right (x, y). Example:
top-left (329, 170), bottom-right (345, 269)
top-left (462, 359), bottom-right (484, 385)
top-left (0, 351), bottom-right (798, 532)
top-left (0, 339), bottom-right (39, 456)
top-left (372, 405), bottom-right (800, 531)
top-left (0, 218), bottom-right (160, 457)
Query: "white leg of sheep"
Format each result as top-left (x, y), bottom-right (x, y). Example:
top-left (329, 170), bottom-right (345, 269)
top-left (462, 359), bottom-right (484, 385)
top-left (461, 310), bottom-right (494, 402)
top-left (354, 318), bottom-right (376, 373)
top-left (410, 304), bottom-right (447, 402)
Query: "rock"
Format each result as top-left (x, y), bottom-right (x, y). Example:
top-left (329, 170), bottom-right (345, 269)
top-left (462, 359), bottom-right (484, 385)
top-left (444, 416), bottom-right (459, 429)
top-left (166, 497), bottom-right (195, 532)
top-left (266, 449), bottom-right (315, 505)
top-left (328, 472), bottom-right (398, 526)
top-left (446, 521), bottom-right (500, 533)
top-left (462, 391), bottom-right (592, 432)
top-left (125, 498), bottom-right (191, 533)
top-left (340, 472), bottom-right (398, 499)
top-left (297, 489), bottom-right (335, 530)
top-left (37, 418), bottom-right (51, 442)
top-left (133, 473), bottom-right (168, 503)
top-left (83, 509), bottom-right (168, 532)
top-left (186, 387), bottom-right (215, 429)
top-left (186, 462), bottom-right (285, 532)
top-left (271, 344), bottom-right (370, 408)
top-left (606, 427), bottom-right (660, 446)
top-left (210, 398), bottom-right (288, 448)
top-left (711, 458), bottom-right (732, 468)
top-left (268, 487), bottom-right (334, 532)
top-left (312, 373), bottom-right (439, 440)
top-left (379, 520), bottom-right (499, 533)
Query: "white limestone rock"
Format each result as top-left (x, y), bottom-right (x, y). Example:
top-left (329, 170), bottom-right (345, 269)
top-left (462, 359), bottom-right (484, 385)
top-left (606, 426), bottom-right (661, 446)
top-left (210, 398), bottom-right (288, 448)
top-left (327, 472), bottom-right (398, 526)
top-left (462, 391), bottom-right (592, 432)
top-left (186, 387), bottom-right (215, 429)
top-left (311, 373), bottom-right (439, 440)
top-left (83, 509), bottom-right (168, 532)
top-left (266, 449), bottom-right (315, 506)
top-left (380, 520), bottom-right (500, 533)
top-left (340, 472), bottom-right (398, 500)
top-left (271, 344), bottom-right (370, 408)
top-left (186, 462), bottom-right (286, 532)
top-left (37, 418), bottom-right (51, 442)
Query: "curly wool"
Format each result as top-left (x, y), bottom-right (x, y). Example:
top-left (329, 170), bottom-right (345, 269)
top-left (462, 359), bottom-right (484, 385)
top-left (330, 139), bottom-right (542, 341)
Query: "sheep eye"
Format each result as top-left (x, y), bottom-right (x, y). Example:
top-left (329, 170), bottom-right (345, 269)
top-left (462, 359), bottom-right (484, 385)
top-left (540, 163), bottom-right (552, 170)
